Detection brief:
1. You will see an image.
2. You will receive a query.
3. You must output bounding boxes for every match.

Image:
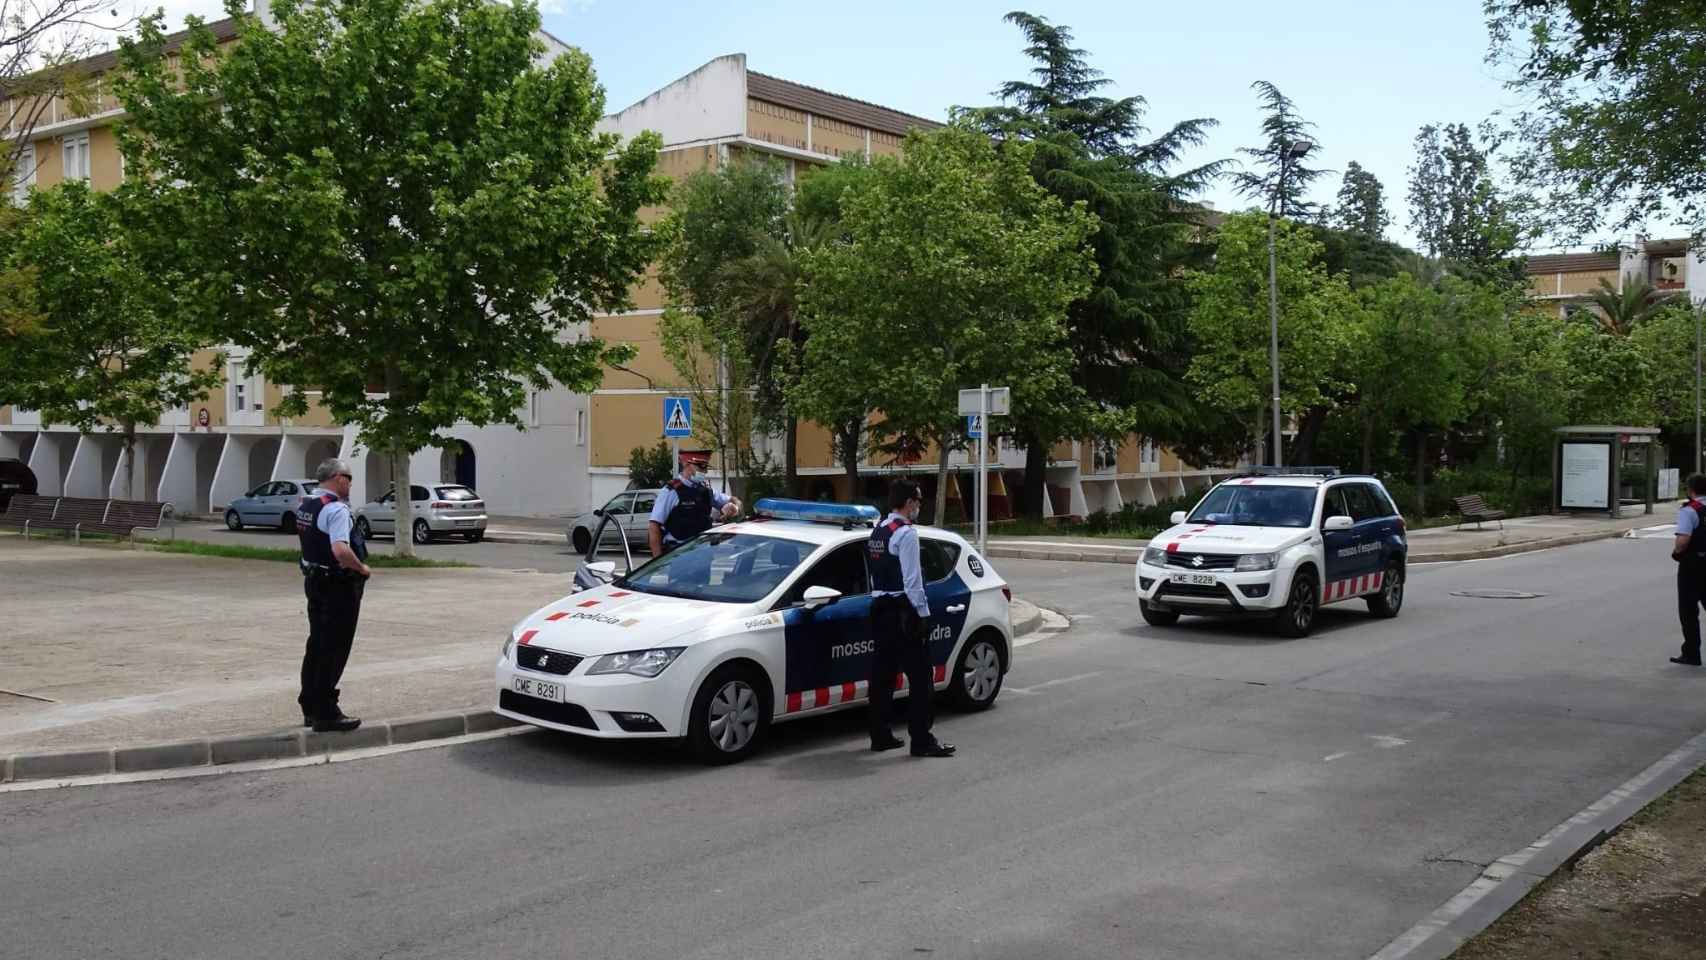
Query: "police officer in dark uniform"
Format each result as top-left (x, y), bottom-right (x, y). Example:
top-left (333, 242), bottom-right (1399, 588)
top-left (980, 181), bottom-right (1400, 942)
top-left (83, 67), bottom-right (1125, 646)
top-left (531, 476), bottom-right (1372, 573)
top-left (647, 451), bottom-right (740, 557)
top-left (865, 480), bottom-right (955, 758)
top-left (1671, 473), bottom-right (1706, 666)
top-left (296, 458), bottom-right (370, 732)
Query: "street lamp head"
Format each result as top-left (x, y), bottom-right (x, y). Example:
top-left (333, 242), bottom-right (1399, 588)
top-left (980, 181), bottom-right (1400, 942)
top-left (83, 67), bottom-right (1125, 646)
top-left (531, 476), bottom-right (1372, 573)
top-left (1283, 140), bottom-right (1313, 159)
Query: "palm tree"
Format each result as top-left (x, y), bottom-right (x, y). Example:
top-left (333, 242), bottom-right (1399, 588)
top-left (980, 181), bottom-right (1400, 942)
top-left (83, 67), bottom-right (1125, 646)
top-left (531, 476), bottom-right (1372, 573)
top-left (1570, 276), bottom-right (1680, 337)
top-left (717, 211), bottom-right (831, 496)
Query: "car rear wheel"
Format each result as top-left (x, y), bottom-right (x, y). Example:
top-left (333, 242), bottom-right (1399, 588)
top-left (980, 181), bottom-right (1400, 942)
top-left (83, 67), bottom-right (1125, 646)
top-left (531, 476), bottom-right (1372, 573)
top-left (465, 530), bottom-right (484, 543)
top-left (571, 527), bottom-right (591, 554)
top-left (224, 510), bottom-right (243, 531)
top-left (1273, 569), bottom-right (1318, 638)
top-left (949, 631), bottom-right (1005, 711)
top-left (1366, 562), bottom-right (1404, 618)
top-left (688, 664), bottom-right (769, 765)
top-left (412, 518), bottom-right (432, 544)
top-left (280, 512), bottom-right (297, 534)
top-left (1140, 599), bottom-right (1179, 627)
top-left (355, 516), bottom-right (372, 540)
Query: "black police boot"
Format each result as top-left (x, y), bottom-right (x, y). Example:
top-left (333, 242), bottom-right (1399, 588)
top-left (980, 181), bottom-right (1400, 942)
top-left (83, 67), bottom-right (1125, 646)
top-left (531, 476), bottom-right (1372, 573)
top-left (312, 710), bottom-right (361, 733)
top-left (1671, 656), bottom-right (1702, 666)
top-left (910, 740), bottom-right (956, 758)
top-left (870, 735), bottom-right (905, 752)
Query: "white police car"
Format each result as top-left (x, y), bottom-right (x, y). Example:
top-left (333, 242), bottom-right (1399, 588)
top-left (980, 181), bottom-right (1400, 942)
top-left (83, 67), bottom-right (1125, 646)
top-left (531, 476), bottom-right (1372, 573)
top-left (1135, 473), bottom-right (1407, 637)
top-left (495, 499), bottom-right (1013, 763)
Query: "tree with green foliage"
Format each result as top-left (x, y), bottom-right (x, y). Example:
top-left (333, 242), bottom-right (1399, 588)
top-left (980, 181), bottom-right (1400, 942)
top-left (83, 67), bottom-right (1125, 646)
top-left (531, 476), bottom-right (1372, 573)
top-left (1185, 212), bottom-right (1355, 459)
top-left (1568, 276), bottom-right (1681, 337)
top-left (1487, 0), bottom-right (1706, 241)
top-left (795, 124), bottom-right (1095, 524)
top-left (656, 306), bottom-right (754, 491)
top-left (959, 10), bottom-right (1224, 518)
top-left (627, 441), bottom-right (674, 491)
top-left (1406, 123), bottom-right (1529, 281)
top-left (0, 182), bottom-right (222, 498)
top-left (114, 0), bottom-right (664, 555)
top-left (1332, 161), bottom-right (1389, 239)
top-left (1233, 81), bottom-right (1326, 219)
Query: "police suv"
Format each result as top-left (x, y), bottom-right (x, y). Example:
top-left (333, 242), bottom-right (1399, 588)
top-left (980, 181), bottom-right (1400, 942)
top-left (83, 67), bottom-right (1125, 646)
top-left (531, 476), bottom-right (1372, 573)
top-left (495, 499), bottom-right (1013, 763)
top-left (1135, 472), bottom-right (1407, 637)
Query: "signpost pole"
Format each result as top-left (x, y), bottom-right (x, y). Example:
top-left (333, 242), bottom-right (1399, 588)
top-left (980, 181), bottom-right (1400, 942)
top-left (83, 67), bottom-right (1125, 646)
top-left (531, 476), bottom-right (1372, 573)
top-left (978, 383), bottom-right (988, 555)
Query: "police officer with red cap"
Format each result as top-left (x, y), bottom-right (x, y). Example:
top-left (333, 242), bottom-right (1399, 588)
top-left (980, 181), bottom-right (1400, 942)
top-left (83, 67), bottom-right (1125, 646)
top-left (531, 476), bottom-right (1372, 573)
top-left (647, 450), bottom-right (740, 557)
top-left (295, 457), bottom-right (369, 732)
top-left (1671, 473), bottom-right (1706, 666)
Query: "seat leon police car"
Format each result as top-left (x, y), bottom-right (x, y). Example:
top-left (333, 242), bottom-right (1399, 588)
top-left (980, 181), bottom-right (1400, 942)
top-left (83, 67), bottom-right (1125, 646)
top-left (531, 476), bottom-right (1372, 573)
top-left (494, 499), bottom-right (1013, 763)
top-left (1134, 473), bottom-right (1407, 637)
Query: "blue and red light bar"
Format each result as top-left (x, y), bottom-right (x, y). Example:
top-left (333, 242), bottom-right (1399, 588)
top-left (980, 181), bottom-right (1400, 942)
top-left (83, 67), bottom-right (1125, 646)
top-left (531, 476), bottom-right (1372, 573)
top-left (752, 498), bottom-right (881, 527)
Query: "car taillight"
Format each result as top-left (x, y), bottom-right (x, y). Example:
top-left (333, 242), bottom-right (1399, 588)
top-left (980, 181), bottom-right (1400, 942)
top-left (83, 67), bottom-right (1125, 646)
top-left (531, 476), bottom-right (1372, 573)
top-left (431, 501), bottom-right (452, 510)
top-left (1398, 517), bottom-right (1407, 533)
top-left (1002, 586), bottom-right (1012, 603)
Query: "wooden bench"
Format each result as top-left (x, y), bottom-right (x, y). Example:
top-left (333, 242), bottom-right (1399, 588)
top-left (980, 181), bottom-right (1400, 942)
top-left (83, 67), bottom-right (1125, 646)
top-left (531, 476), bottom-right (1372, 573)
top-left (1453, 494), bottom-right (1506, 531)
top-left (0, 494), bottom-right (61, 537)
top-left (32, 497), bottom-right (113, 542)
top-left (86, 499), bottom-right (176, 544)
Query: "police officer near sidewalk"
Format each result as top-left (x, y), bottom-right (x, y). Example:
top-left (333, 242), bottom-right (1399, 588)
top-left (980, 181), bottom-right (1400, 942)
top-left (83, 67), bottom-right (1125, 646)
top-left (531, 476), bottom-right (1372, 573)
top-left (865, 480), bottom-right (955, 758)
top-left (296, 458), bottom-right (370, 732)
top-left (647, 450), bottom-right (741, 557)
top-left (1671, 473), bottom-right (1706, 667)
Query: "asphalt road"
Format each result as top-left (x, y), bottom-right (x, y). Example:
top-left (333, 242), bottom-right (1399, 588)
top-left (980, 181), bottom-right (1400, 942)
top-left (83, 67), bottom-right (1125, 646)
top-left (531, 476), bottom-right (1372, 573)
top-left (6, 538), bottom-right (1706, 960)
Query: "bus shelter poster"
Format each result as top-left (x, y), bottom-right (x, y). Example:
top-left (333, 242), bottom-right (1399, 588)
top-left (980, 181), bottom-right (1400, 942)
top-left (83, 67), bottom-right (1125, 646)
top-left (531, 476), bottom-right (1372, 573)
top-left (1560, 442), bottom-right (1611, 509)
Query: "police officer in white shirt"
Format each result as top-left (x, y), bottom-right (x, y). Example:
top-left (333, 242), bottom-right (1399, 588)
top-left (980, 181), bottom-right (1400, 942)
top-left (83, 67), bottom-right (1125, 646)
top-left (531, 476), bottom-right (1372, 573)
top-left (295, 458), bottom-right (370, 732)
top-left (647, 451), bottom-right (740, 556)
top-left (865, 480), bottom-right (955, 758)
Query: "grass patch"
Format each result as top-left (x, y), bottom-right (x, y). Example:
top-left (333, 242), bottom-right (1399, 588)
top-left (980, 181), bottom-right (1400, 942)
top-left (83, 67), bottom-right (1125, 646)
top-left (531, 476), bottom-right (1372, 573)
top-left (145, 539), bottom-right (469, 568)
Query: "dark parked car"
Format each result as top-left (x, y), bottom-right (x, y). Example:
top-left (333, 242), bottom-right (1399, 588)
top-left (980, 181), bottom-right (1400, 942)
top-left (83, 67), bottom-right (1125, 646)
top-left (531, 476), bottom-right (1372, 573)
top-left (0, 458), bottom-right (38, 512)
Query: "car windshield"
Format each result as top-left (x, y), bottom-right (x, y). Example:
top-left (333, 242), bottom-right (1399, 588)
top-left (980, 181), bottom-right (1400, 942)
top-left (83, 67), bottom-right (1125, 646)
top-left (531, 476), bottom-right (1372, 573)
top-left (435, 486), bottom-right (478, 501)
top-left (619, 532), bottom-right (812, 604)
top-left (1187, 485), bottom-right (1317, 528)
top-left (302, 481), bottom-right (318, 493)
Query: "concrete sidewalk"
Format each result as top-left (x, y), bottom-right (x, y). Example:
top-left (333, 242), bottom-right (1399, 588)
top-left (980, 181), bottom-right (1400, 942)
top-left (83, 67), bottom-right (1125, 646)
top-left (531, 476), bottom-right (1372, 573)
top-left (0, 538), bottom-right (1045, 779)
top-left (980, 505), bottom-right (1670, 565)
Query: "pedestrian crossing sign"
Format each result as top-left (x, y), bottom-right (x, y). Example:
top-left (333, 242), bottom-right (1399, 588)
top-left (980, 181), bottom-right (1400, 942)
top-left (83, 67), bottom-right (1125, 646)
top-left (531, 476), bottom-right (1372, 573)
top-left (664, 397), bottom-right (693, 438)
top-left (966, 414), bottom-right (983, 439)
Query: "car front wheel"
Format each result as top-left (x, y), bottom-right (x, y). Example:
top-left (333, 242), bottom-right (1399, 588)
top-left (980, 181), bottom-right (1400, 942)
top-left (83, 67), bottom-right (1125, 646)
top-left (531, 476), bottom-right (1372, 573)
top-left (1140, 599), bottom-right (1179, 627)
top-left (571, 527), bottom-right (591, 554)
top-left (688, 664), bottom-right (769, 764)
top-left (355, 516), bottom-right (372, 540)
top-left (1274, 569), bottom-right (1318, 638)
top-left (224, 510), bottom-right (243, 531)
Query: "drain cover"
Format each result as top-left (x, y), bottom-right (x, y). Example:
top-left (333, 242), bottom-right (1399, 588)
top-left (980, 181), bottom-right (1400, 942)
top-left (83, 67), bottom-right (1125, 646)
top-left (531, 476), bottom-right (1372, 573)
top-left (1451, 588), bottom-right (1545, 600)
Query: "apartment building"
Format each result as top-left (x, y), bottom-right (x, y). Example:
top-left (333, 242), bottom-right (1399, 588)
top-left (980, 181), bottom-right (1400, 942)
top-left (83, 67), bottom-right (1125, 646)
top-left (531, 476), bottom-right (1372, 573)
top-left (1, 15), bottom-right (1237, 521)
top-left (1526, 238), bottom-right (1706, 315)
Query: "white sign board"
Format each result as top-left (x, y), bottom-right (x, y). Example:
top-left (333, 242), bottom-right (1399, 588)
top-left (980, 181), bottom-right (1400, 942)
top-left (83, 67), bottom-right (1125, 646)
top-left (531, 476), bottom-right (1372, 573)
top-left (1560, 442), bottom-right (1611, 509)
top-left (958, 387), bottom-right (1011, 416)
top-left (1660, 468), bottom-right (1680, 501)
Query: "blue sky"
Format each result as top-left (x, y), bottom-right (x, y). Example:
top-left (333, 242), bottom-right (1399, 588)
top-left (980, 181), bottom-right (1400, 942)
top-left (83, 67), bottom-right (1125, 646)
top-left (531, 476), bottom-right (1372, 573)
top-left (149, 1), bottom-right (1567, 251)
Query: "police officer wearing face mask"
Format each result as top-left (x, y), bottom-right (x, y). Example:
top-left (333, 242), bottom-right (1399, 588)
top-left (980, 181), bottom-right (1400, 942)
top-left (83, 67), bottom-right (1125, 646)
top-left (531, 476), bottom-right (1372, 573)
top-left (866, 480), bottom-right (955, 758)
top-left (1672, 473), bottom-right (1706, 667)
top-left (647, 451), bottom-right (741, 557)
top-left (296, 458), bottom-right (370, 732)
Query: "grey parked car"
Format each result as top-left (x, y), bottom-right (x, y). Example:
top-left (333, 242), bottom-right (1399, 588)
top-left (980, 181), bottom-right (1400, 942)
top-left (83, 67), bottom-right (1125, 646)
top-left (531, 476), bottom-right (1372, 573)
top-left (225, 479), bottom-right (319, 532)
top-left (566, 488), bottom-right (660, 554)
top-left (354, 483), bottom-right (487, 544)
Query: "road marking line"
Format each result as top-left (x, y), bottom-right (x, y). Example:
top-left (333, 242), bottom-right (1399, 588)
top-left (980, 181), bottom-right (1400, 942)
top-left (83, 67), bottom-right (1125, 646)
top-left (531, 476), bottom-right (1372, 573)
top-left (0, 726), bottom-right (535, 794)
top-left (1367, 735), bottom-right (1410, 749)
top-left (1323, 752), bottom-right (1350, 763)
top-left (1005, 671), bottom-right (1103, 695)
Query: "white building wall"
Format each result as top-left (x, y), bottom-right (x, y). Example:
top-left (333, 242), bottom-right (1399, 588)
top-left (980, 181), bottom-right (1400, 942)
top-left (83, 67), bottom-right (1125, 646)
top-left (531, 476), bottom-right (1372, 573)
top-left (156, 433), bottom-right (199, 514)
top-left (596, 54), bottom-right (747, 148)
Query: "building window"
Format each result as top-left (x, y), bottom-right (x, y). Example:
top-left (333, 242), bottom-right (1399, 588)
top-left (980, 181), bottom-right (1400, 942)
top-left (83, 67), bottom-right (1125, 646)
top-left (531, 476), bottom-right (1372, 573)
top-left (576, 409), bottom-right (587, 445)
top-left (62, 133), bottom-right (90, 182)
top-left (1093, 438), bottom-right (1118, 473)
top-left (233, 381), bottom-right (247, 413)
top-left (1141, 439), bottom-right (1160, 470)
top-left (11, 143), bottom-right (34, 205)
top-left (528, 390), bottom-right (540, 427)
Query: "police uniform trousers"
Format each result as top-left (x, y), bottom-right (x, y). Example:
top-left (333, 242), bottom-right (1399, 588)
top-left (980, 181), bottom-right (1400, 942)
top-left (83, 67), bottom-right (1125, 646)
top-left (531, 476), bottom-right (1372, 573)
top-left (299, 571), bottom-right (365, 717)
top-left (1679, 560), bottom-right (1706, 662)
top-left (868, 594), bottom-right (935, 744)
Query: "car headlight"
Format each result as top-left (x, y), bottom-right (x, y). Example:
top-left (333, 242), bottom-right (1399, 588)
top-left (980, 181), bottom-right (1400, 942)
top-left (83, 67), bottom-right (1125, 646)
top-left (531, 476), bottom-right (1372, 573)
top-left (587, 647), bottom-right (685, 678)
top-left (1142, 547), bottom-right (1166, 566)
top-left (501, 632), bottom-right (514, 661)
top-left (1235, 553), bottom-right (1278, 572)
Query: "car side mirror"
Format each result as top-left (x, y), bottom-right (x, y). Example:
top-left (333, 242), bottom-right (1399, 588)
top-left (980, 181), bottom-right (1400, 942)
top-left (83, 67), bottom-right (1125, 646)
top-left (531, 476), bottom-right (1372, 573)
top-left (592, 508), bottom-right (604, 517)
top-left (1170, 511), bottom-right (1187, 525)
top-left (586, 560), bottom-right (616, 578)
top-left (1323, 515), bottom-right (1354, 532)
top-left (801, 585), bottom-right (842, 610)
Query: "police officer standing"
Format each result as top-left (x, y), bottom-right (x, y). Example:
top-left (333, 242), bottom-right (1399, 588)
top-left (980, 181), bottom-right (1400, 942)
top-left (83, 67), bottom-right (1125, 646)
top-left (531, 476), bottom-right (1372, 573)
top-left (647, 451), bottom-right (740, 557)
top-left (296, 458), bottom-right (369, 732)
top-left (1672, 473), bottom-right (1706, 667)
top-left (865, 480), bottom-right (955, 758)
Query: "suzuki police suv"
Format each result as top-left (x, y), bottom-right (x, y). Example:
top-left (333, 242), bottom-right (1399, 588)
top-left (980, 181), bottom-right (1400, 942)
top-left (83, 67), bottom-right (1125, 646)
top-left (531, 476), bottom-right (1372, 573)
top-left (1135, 473), bottom-right (1407, 637)
top-left (495, 499), bottom-right (1013, 764)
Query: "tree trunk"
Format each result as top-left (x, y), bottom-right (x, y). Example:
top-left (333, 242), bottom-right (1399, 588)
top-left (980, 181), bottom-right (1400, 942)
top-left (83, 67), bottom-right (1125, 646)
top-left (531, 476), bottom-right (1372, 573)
top-left (122, 420), bottom-right (138, 501)
top-left (784, 414), bottom-right (799, 497)
top-left (1414, 428), bottom-right (1427, 517)
top-left (1021, 429), bottom-right (1047, 521)
top-left (934, 432), bottom-right (951, 527)
top-left (1291, 406), bottom-right (1329, 466)
top-left (841, 420), bottom-right (860, 503)
top-left (386, 361), bottom-right (417, 558)
top-left (1360, 415), bottom-right (1375, 474)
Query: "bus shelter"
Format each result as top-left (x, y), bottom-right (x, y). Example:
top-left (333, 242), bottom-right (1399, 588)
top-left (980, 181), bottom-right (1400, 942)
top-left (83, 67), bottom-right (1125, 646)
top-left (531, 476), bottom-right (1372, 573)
top-left (1553, 426), bottom-right (1661, 518)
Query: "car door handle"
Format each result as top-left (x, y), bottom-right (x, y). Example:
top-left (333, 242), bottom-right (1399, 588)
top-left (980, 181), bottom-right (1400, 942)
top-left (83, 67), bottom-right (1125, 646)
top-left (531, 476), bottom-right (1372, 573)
top-left (945, 604), bottom-right (966, 613)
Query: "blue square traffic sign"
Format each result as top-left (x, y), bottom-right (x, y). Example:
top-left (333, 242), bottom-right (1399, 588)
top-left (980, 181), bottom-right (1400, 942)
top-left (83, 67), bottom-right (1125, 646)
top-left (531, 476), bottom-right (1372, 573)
top-left (664, 397), bottom-right (693, 438)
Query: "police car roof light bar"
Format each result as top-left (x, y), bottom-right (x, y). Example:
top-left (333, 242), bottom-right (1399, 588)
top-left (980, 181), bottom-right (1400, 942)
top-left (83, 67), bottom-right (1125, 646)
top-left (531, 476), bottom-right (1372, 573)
top-left (751, 498), bottom-right (882, 528)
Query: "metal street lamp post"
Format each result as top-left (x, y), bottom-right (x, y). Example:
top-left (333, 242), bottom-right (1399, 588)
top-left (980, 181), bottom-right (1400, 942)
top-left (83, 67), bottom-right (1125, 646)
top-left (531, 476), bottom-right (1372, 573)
top-left (1266, 139), bottom-right (1311, 469)
top-left (1696, 303), bottom-right (1702, 475)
